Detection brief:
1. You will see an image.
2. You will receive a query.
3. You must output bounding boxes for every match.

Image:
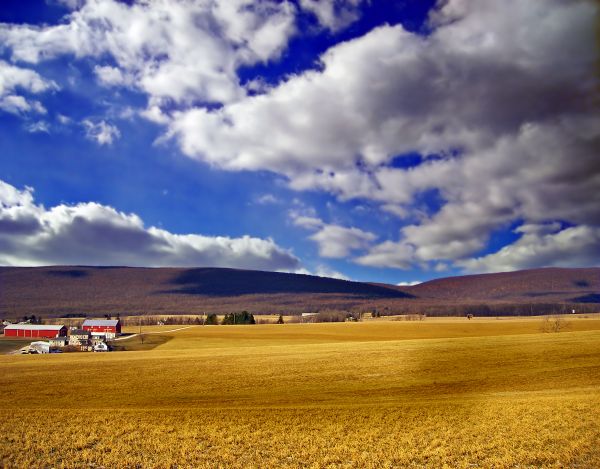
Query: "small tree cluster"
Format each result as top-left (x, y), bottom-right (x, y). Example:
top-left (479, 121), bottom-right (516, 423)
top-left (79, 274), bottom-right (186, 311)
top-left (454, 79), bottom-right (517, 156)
top-left (315, 310), bottom-right (348, 322)
top-left (21, 315), bottom-right (41, 324)
top-left (205, 313), bottom-right (219, 325)
top-left (222, 311), bottom-right (256, 325)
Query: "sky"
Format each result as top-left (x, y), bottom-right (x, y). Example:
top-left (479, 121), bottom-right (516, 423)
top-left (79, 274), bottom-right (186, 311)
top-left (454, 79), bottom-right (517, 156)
top-left (0, 0), bottom-right (598, 285)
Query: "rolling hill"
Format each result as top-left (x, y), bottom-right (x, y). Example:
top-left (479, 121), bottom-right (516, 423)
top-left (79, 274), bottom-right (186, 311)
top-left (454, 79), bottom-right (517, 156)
top-left (0, 265), bottom-right (598, 318)
top-left (404, 267), bottom-right (600, 303)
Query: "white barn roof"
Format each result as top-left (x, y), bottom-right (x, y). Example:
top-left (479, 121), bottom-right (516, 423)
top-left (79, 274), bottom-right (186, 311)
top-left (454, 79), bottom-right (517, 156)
top-left (82, 319), bottom-right (120, 327)
top-left (4, 324), bottom-right (65, 331)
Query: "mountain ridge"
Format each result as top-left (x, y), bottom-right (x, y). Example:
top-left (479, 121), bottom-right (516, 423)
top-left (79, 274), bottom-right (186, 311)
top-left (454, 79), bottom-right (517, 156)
top-left (0, 265), bottom-right (598, 317)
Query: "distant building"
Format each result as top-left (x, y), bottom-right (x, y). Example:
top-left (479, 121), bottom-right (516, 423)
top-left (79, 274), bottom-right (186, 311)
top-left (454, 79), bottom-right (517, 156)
top-left (69, 329), bottom-right (91, 346)
top-left (49, 336), bottom-right (68, 348)
top-left (90, 336), bottom-right (106, 346)
top-left (93, 342), bottom-right (109, 352)
top-left (29, 341), bottom-right (50, 354)
top-left (4, 324), bottom-right (67, 338)
top-left (82, 319), bottom-right (121, 339)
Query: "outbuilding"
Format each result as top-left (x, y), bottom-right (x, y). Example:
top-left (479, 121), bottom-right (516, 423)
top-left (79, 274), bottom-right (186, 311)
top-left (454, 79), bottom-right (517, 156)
top-left (49, 336), bottom-right (68, 348)
top-left (29, 341), bottom-right (50, 354)
top-left (82, 319), bottom-right (121, 339)
top-left (93, 342), bottom-right (109, 352)
top-left (68, 329), bottom-right (91, 346)
top-left (4, 324), bottom-right (67, 338)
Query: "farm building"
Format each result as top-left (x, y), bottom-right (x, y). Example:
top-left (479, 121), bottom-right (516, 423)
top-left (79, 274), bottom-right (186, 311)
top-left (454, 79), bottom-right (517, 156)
top-left (49, 336), bottom-right (68, 348)
top-left (90, 336), bottom-right (106, 346)
top-left (29, 341), bottom-right (50, 354)
top-left (68, 329), bottom-right (91, 346)
top-left (4, 324), bottom-right (67, 338)
top-left (93, 342), bottom-right (109, 352)
top-left (82, 319), bottom-right (121, 338)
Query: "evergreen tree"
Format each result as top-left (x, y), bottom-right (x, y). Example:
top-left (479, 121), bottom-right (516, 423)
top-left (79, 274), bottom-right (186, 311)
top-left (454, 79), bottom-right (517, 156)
top-left (205, 313), bottom-right (218, 325)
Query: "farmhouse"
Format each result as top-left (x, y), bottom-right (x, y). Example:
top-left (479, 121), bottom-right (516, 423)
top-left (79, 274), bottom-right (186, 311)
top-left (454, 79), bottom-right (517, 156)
top-left (4, 324), bottom-right (67, 338)
top-left (82, 319), bottom-right (121, 339)
top-left (49, 336), bottom-right (68, 348)
top-left (69, 329), bottom-right (91, 346)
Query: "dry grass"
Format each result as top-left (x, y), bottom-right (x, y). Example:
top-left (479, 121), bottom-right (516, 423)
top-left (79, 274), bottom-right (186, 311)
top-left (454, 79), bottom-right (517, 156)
top-left (1, 317), bottom-right (600, 467)
top-left (0, 337), bottom-right (30, 354)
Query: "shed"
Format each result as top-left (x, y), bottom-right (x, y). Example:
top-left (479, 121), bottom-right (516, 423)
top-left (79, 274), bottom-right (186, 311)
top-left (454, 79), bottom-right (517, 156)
top-left (29, 341), bottom-right (50, 354)
top-left (4, 324), bottom-right (67, 338)
top-left (93, 342), bottom-right (109, 352)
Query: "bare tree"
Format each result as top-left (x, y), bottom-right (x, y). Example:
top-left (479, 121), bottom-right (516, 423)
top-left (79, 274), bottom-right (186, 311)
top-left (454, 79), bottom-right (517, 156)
top-left (540, 314), bottom-right (570, 333)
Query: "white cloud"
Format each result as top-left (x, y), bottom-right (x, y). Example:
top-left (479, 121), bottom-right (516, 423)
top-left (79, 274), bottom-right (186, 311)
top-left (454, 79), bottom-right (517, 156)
top-left (82, 119), bottom-right (121, 145)
top-left (54, 0), bottom-right (84, 9)
top-left (0, 60), bottom-right (56, 115)
top-left (26, 121), bottom-right (50, 133)
top-left (397, 280), bottom-right (421, 286)
top-left (0, 180), bottom-right (300, 270)
top-left (354, 241), bottom-right (414, 269)
top-left (309, 224), bottom-right (376, 258)
top-left (166, 0), bottom-right (598, 271)
top-left (300, 0), bottom-right (364, 32)
top-left (291, 215), bottom-right (323, 230)
top-left (285, 264), bottom-right (350, 280)
top-left (291, 212), bottom-right (376, 258)
top-left (94, 65), bottom-right (131, 87)
top-left (459, 224), bottom-right (600, 274)
top-left (57, 114), bottom-right (72, 125)
top-left (0, 0), bottom-right (296, 110)
top-left (314, 265), bottom-right (349, 280)
top-left (1, 0), bottom-right (597, 273)
top-left (169, 0), bottom-right (595, 188)
top-left (255, 193), bottom-right (279, 205)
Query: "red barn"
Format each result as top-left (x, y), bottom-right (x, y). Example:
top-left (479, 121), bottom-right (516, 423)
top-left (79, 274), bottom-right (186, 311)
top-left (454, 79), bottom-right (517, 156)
top-left (82, 319), bottom-right (121, 338)
top-left (4, 324), bottom-right (67, 338)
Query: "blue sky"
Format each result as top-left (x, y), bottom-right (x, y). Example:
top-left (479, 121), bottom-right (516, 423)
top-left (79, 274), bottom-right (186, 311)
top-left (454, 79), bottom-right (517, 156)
top-left (0, 0), bottom-right (598, 284)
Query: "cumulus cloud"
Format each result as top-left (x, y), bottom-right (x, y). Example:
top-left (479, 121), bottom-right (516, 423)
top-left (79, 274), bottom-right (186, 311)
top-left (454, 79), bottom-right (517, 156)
top-left (0, 180), bottom-right (300, 270)
top-left (459, 224), bottom-right (600, 274)
top-left (291, 212), bottom-right (376, 258)
top-left (82, 119), bottom-right (120, 145)
top-left (165, 0), bottom-right (597, 271)
top-left (299, 0), bottom-right (365, 32)
top-left (94, 65), bottom-right (131, 87)
top-left (0, 0), bottom-right (296, 109)
top-left (354, 241), bottom-right (415, 269)
top-left (170, 0), bottom-right (595, 184)
top-left (0, 60), bottom-right (56, 115)
top-left (1, 0), bottom-right (597, 273)
top-left (309, 224), bottom-right (376, 258)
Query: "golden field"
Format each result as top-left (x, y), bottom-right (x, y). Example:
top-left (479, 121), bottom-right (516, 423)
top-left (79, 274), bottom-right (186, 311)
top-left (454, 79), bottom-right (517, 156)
top-left (1, 316), bottom-right (600, 468)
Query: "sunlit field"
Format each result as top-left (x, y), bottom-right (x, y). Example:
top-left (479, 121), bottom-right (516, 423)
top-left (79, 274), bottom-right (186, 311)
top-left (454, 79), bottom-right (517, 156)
top-left (1, 317), bottom-right (600, 467)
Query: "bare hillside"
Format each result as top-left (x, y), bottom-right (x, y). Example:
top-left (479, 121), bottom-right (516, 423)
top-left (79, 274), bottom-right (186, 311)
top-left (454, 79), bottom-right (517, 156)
top-left (0, 266), bottom-right (598, 318)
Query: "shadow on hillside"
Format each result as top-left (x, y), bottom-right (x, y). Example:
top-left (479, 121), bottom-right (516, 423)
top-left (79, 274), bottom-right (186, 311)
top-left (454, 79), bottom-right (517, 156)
top-left (162, 268), bottom-right (414, 298)
top-left (46, 269), bottom-right (89, 278)
top-left (571, 293), bottom-right (600, 303)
